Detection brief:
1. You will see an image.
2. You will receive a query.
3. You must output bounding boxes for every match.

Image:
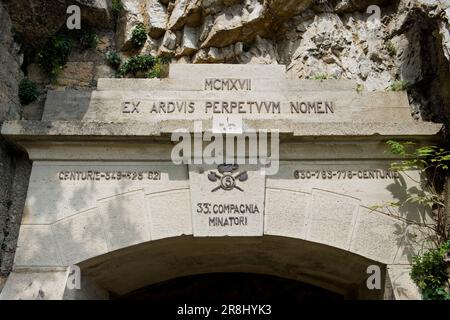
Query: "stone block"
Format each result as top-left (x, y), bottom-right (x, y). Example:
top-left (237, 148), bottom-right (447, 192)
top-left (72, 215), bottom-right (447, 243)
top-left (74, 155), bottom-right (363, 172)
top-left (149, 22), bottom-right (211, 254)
top-left (264, 189), bottom-right (310, 239)
top-left (306, 189), bottom-right (360, 250)
top-left (43, 89), bottom-right (92, 121)
top-left (52, 208), bottom-right (108, 265)
top-left (350, 207), bottom-right (406, 264)
top-left (14, 225), bottom-right (62, 267)
top-left (146, 189), bottom-right (192, 240)
top-left (0, 269), bottom-right (68, 300)
top-left (387, 265), bottom-right (421, 300)
top-left (98, 190), bottom-right (150, 251)
top-left (146, 0), bottom-right (168, 38)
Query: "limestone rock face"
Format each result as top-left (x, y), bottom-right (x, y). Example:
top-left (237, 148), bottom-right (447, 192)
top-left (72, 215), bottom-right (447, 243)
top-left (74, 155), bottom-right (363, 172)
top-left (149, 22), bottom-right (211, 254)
top-left (2, 0), bottom-right (68, 47)
top-left (159, 29), bottom-right (178, 54)
top-left (266, 0), bottom-right (314, 18)
top-left (145, 0), bottom-right (168, 38)
top-left (116, 0), bottom-right (145, 50)
top-left (177, 25), bottom-right (199, 56)
top-left (1, 0), bottom-right (450, 121)
top-left (167, 0), bottom-right (203, 30)
top-left (0, 2), bottom-right (22, 121)
top-left (332, 0), bottom-right (388, 13)
top-left (201, 0), bottom-right (266, 48)
top-left (75, 0), bottom-right (111, 28)
top-left (3, 0), bottom-right (111, 47)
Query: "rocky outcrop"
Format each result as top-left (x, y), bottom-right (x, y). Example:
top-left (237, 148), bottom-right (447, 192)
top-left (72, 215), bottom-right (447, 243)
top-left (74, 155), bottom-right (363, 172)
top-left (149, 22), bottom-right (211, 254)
top-left (0, 2), bottom-right (22, 121)
top-left (2, 0), bottom-right (111, 47)
top-left (0, 2), bottom-right (31, 293)
top-left (145, 0), bottom-right (168, 38)
top-left (116, 0), bottom-right (145, 50)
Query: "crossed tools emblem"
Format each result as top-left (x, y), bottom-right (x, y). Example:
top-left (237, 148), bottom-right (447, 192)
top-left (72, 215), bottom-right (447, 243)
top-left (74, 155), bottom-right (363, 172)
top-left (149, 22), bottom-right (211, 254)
top-left (208, 164), bottom-right (248, 192)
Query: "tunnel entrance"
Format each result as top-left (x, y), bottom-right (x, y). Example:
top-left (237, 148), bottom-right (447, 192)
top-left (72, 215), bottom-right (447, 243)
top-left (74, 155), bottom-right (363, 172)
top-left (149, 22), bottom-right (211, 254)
top-left (117, 273), bottom-right (344, 301)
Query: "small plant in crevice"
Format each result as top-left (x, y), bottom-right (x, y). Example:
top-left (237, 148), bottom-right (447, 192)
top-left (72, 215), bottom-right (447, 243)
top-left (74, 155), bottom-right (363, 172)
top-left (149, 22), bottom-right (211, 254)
top-left (76, 27), bottom-right (99, 50)
top-left (37, 34), bottom-right (73, 79)
top-left (390, 80), bottom-right (409, 91)
top-left (105, 51), bottom-right (122, 69)
top-left (18, 79), bottom-right (38, 105)
top-left (312, 73), bottom-right (333, 80)
top-left (119, 54), bottom-right (171, 78)
top-left (387, 41), bottom-right (397, 57)
top-left (356, 83), bottom-right (364, 94)
top-left (111, 0), bottom-right (123, 17)
top-left (131, 23), bottom-right (148, 48)
top-left (119, 54), bottom-right (156, 77)
top-left (147, 56), bottom-right (171, 79)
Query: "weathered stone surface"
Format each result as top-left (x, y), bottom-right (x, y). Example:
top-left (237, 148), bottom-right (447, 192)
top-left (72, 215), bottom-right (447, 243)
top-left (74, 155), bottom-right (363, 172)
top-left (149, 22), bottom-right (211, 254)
top-left (161, 30), bottom-right (178, 50)
top-left (2, 0), bottom-right (67, 47)
top-left (266, 0), bottom-right (314, 18)
top-left (116, 0), bottom-right (145, 51)
top-left (0, 269), bottom-right (68, 300)
top-left (94, 64), bottom-right (116, 82)
top-left (57, 62), bottom-right (94, 87)
top-left (43, 89), bottom-right (92, 121)
top-left (167, 0), bottom-right (203, 30)
top-left (76, 0), bottom-right (112, 28)
top-left (237, 35), bottom-right (279, 64)
top-left (26, 64), bottom-right (47, 85)
top-left (333, 0), bottom-right (388, 13)
top-left (201, 0), bottom-right (266, 48)
top-left (387, 265), bottom-right (422, 300)
top-left (177, 25), bottom-right (199, 56)
top-left (192, 47), bottom-right (224, 63)
top-left (145, 0), bottom-right (168, 38)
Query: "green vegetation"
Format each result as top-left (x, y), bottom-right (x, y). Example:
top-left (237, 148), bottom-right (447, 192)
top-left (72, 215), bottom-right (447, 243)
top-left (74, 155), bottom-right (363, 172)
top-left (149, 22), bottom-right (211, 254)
top-left (119, 54), bottom-right (171, 78)
top-left (131, 23), bottom-right (148, 48)
top-left (313, 73), bottom-right (332, 80)
top-left (111, 0), bottom-right (123, 16)
top-left (379, 140), bottom-right (450, 300)
top-left (387, 41), bottom-right (397, 57)
top-left (105, 51), bottom-right (122, 69)
top-left (147, 56), bottom-right (170, 78)
top-left (411, 241), bottom-right (450, 300)
top-left (356, 83), bottom-right (364, 94)
top-left (119, 54), bottom-right (156, 76)
top-left (390, 80), bottom-right (409, 91)
top-left (37, 34), bottom-right (73, 79)
top-left (76, 27), bottom-right (99, 50)
top-left (18, 79), bottom-right (38, 105)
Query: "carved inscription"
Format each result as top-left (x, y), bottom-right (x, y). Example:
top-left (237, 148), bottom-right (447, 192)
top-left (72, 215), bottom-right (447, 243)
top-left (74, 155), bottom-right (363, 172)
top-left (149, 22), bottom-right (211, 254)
top-left (293, 169), bottom-right (400, 180)
top-left (196, 203), bottom-right (260, 227)
top-left (290, 101), bottom-right (334, 114)
top-left (121, 100), bottom-right (335, 115)
top-left (58, 171), bottom-right (162, 181)
top-left (204, 78), bottom-right (252, 91)
top-left (190, 165), bottom-right (265, 237)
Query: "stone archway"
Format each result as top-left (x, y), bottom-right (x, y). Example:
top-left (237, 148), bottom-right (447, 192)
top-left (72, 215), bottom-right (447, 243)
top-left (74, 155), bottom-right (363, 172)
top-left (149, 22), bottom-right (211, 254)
top-left (0, 64), bottom-right (442, 300)
top-left (72, 235), bottom-right (385, 300)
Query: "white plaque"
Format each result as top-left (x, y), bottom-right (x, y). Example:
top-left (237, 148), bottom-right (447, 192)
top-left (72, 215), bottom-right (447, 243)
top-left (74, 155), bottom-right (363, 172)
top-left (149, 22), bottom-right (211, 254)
top-left (189, 164), bottom-right (265, 237)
